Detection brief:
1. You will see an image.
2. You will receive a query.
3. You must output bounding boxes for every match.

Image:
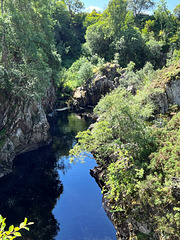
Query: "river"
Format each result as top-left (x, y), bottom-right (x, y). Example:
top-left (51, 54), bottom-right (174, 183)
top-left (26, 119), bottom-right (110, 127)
top-left (0, 111), bottom-right (116, 240)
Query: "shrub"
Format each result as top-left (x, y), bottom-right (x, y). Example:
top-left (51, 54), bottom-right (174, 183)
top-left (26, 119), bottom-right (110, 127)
top-left (63, 57), bottom-right (94, 90)
top-left (70, 88), bottom-right (154, 164)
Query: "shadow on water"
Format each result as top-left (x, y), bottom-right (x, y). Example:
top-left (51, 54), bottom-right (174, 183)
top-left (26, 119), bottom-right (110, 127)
top-left (0, 145), bottom-right (63, 240)
top-left (0, 111), bottom-right (94, 240)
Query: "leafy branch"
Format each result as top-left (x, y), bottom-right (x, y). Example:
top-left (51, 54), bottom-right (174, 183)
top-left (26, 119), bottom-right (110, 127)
top-left (0, 215), bottom-right (34, 240)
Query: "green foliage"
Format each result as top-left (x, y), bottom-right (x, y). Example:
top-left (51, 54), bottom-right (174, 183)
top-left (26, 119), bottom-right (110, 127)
top-left (112, 27), bottom-right (150, 68)
top-left (149, 112), bottom-right (180, 178)
top-left (61, 57), bottom-right (94, 90)
top-left (0, 0), bottom-right (61, 100)
top-left (136, 112), bottom-right (180, 238)
top-left (107, 0), bottom-right (128, 36)
top-left (63, 0), bottom-right (84, 15)
top-left (141, 19), bottom-right (156, 40)
top-left (70, 59), bottom-right (180, 238)
top-left (167, 49), bottom-right (180, 66)
top-left (79, 0), bottom-right (180, 71)
top-left (70, 88), bottom-right (154, 164)
top-left (83, 10), bottom-right (102, 28)
top-left (102, 112), bottom-right (180, 238)
top-left (105, 152), bottom-right (136, 212)
top-left (173, 4), bottom-right (180, 19)
top-left (52, 1), bottom-right (83, 67)
top-left (0, 216), bottom-right (33, 240)
top-left (84, 21), bottom-right (112, 60)
top-left (154, 0), bottom-right (177, 40)
top-left (127, 0), bottom-right (155, 16)
top-left (118, 61), bottom-right (155, 90)
top-left (146, 36), bottom-right (165, 68)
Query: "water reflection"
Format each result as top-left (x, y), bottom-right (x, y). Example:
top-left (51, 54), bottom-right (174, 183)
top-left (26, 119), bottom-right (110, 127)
top-left (50, 112), bottom-right (93, 159)
top-left (0, 145), bottom-right (63, 240)
top-left (0, 111), bottom-right (94, 240)
top-left (0, 111), bottom-right (116, 240)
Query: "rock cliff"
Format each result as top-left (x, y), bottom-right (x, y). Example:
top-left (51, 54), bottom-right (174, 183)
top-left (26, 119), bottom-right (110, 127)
top-left (150, 60), bottom-right (180, 113)
top-left (0, 84), bottom-right (56, 177)
top-left (70, 63), bottom-right (121, 109)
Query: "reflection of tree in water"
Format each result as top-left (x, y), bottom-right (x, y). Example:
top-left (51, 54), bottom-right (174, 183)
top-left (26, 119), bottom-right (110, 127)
top-left (0, 145), bottom-right (63, 240)
top-left (49, 111), bottom-right (93, 158)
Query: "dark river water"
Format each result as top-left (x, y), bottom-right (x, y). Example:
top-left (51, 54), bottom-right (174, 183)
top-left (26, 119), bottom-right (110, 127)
top-left (0, 111), bottom-right (116, 240)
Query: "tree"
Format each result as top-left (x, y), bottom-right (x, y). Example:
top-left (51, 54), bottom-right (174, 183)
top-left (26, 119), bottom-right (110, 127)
top-left (84, 21), bottom-right (112, 60)
top-left (112, 27), bottom-right (149, 68)
top-left (154, 0), bottom-right (177, 40)
top-left (62, 57), bottom-right (94, 89)
top-left (107, 0), bottom-right (128, 36)
top-left (173, 4), bottom-right (180, 19)
top-left (146, 36), bottom-right (164, 68)
top-left (128, 0), bottom-right (155, 16)
top-left (83, 9), bottom-right (102, 28)
top-left (52, 1), bottom-right (81, 67)
top-left (0, 0), bottom-right (61, 99)
top-left (63, 0), bottom-right (84, 16)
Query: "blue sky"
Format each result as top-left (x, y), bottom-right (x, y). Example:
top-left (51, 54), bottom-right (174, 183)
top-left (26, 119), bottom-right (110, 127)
top-left (83, 0), bottom-right (179, 13)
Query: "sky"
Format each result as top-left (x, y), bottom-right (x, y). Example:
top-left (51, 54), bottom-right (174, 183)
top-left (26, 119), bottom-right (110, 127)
top-left (83, 0), bottom-right (180, 13)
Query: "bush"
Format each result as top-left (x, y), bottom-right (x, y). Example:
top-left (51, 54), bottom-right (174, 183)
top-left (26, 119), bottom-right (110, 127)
top-left (63, 57), bottom-right (94, 90)
top-left (117, 61), bottom-right (155, 90)
top-left (166, 49), bottom-right (180, 66)
top-left (146, 36), bottom-right (165, 68)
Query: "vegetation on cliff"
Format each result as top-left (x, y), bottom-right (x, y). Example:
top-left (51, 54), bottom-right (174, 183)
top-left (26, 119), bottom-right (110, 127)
top-left (70, 60), bottom-right (180, 239)
top-left (67, 6), bottom-right (180, 233)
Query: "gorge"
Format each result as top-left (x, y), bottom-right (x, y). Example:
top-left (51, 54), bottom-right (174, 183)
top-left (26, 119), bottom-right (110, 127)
top-left (0, 0), bottom-right (180, 239)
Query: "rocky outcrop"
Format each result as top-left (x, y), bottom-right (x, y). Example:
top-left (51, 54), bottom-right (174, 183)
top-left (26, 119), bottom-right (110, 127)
top-left (70, 63), bottom-right (121, 109)
top-left (151, 61), bottom-right (180, 113)
top-left (90, 165), bottom-right (105, 189)
top-left (0, 84), bottom-right (56, 177)
top-left (151, 78), bottom-right (180, 114)
top-left (42, 82), bottom-right (57, 112)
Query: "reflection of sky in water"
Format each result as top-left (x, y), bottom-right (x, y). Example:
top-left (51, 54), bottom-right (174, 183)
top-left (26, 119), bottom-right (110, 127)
top-left (54, 152), bottom-right (116, 240)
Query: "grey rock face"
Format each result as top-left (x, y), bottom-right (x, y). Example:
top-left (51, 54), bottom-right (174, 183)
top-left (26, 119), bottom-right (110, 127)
top-left (70, 64), bottom-right (121, 109)
top-left (152, 79), bottom-right (180, 114)
top-left (166, 79), bottom-right (180, 107)
top-left (0, 84), bottom-right (56, 177)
